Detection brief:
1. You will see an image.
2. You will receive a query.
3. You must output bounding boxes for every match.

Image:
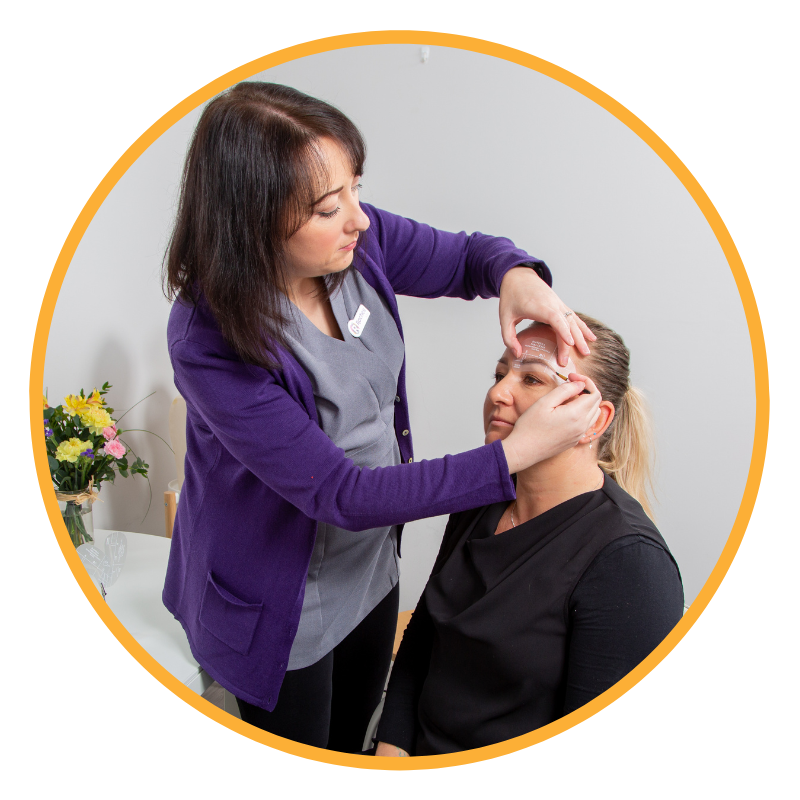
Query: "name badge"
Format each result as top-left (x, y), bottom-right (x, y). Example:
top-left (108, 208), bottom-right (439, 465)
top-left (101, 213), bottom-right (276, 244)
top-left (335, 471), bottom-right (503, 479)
top-left (347, 304), bottom-right (370, 338)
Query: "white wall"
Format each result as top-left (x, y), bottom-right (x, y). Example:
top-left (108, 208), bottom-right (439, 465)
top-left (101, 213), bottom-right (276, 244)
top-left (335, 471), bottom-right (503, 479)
top-left (44, 44), bottom-right (753, 608)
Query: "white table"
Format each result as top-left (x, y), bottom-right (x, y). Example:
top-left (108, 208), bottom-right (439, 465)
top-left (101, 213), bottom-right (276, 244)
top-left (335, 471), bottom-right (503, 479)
top-left (92, 529), bottom-right (214, 696)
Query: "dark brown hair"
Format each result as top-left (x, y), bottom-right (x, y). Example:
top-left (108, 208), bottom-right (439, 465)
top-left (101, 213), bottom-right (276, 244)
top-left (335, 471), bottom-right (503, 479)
top-left (163, 82), bottom-right (367, 369)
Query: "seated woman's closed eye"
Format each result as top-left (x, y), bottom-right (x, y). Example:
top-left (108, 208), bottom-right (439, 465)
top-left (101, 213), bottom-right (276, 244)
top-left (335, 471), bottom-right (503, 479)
top-left (376, 314), bottom-right (684, 757)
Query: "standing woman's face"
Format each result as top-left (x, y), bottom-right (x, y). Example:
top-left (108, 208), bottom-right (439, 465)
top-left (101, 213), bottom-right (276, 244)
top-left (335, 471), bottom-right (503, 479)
top-left (283, 137), bottom-right (370, 290)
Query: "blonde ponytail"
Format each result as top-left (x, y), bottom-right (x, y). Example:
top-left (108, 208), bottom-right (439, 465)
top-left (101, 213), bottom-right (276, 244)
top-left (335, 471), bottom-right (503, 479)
top-left (575, 314), bottom-right (657, 521)
top-left (597, 385), bottom-right (656, 521)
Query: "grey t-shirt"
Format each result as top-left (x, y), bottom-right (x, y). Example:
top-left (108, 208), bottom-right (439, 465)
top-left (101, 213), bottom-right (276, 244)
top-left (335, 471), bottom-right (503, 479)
top-left (284, 268), bottom-right (405, 669)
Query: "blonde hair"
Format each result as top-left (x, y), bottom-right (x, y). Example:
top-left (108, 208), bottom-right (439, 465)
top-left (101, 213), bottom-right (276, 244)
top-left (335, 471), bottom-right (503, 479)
top-left (576, 313), bottom-right (657, 520)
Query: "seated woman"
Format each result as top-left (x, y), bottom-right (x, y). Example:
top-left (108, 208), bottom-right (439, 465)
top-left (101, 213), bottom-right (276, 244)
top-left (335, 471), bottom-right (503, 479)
top-left (375, 314), bottom-right (684, 756)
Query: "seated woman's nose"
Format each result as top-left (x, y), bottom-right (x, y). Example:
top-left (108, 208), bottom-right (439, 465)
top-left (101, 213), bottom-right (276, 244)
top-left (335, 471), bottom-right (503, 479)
top-left (490, 382), bottom-right (513, 403)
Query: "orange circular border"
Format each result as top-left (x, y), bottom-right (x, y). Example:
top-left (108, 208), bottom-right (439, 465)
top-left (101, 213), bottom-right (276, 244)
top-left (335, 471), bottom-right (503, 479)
top-left (29, 31), bottom-right (768, 770)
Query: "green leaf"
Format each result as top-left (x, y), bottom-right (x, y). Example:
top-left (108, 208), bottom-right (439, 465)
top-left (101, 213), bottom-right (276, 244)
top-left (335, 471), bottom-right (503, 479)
top-left (48, 456), bottom-right (59, 470)
top-left (43, 407), bottom-right (55, 420)
top-left (119, 468), bottom-right (128, 478)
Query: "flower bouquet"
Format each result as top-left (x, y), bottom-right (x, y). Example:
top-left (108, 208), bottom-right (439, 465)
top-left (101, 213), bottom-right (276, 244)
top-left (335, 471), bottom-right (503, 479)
top-left (44, 383), bottom-right (150, 547)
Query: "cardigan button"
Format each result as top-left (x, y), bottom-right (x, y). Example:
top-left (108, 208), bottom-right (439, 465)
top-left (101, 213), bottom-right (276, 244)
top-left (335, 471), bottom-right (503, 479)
top-left (408, 457), bottom-right (413, 463)
top-left (395, 395), bottom-right (400, 403)
top-left (402, 429), bottom-right (409, 436)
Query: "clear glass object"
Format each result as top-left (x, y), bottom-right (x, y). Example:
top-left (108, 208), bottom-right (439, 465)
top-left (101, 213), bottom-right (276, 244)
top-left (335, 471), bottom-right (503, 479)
top-left (59, 497), bottom-right (94, 547)
top-left (77, 531), bottom-right (127, 599)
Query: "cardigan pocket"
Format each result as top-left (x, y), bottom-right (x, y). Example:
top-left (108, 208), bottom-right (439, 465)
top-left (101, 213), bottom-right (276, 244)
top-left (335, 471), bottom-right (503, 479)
top-left (199, 572), bottom-right (263, 656)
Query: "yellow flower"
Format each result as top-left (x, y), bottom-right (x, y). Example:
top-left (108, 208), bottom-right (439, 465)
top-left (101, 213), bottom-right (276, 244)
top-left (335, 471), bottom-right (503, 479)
top-left (55, 438), bottom-right (93, 463)
top-left (78, 405), bottom-right (113, 434)
top-left (43, 394), bottom-right (49, 410)
top-left (63, 394), bottom-right (90, 417)
top-left (86, 389), bottom-right (104, 407)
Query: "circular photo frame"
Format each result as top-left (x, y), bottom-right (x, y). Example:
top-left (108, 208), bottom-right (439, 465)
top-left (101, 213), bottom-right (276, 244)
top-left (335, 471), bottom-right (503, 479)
top-left (30, 36), bottom-right (769, 771)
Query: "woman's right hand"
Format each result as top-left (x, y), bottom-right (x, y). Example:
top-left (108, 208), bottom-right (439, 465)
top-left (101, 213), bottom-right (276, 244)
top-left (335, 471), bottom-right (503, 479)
top-left (501, 374), bottom-right (601, 474)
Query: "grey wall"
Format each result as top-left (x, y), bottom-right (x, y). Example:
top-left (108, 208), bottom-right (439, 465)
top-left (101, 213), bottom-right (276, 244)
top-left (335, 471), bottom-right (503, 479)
top-left (45, 44), bottom-right (754, 607)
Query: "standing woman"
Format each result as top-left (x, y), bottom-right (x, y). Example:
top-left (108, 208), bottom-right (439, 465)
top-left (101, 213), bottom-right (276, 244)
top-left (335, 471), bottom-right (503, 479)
top-left (162, 82), bottom-right (599, 752)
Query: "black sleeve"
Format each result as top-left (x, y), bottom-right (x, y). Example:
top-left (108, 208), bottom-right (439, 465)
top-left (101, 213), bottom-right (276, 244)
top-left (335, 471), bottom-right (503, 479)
top-left (563, 535), bottom-right (684, 715)
top-left (374, 593), bottom-right (435, 754)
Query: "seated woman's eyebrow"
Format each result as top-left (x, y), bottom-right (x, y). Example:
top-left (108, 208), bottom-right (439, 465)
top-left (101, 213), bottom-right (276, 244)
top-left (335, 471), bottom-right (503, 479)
top-left (498, 355), bottom-right (555, 371)
top-left (497, 357), bottom-right (560, 386)
top-left (516, 356), bottom-right (560, 373)
top-left (517, 356), bottom-right (551, 366)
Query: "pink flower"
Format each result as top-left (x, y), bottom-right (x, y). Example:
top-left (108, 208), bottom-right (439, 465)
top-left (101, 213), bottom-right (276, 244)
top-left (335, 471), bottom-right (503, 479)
top-left (102, 425), bottom-right (118, 441)
top-left (103, 439), bottom-right (126, 459)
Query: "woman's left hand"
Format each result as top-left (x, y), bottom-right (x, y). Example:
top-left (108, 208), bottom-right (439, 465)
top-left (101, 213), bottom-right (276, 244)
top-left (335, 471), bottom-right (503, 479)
top-left (375, 741), bottom-right (410, 757)
top-left (499, 266), bottom-right (596, 367)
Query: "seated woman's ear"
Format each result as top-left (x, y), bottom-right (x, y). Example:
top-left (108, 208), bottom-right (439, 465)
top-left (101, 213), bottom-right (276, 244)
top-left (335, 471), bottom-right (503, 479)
top-left (579, 401), bottom-right (615, 446)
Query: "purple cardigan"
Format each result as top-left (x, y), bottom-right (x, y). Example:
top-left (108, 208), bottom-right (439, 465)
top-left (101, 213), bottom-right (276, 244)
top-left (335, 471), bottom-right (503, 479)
top-left (163, 204), bottom-right (551, 709)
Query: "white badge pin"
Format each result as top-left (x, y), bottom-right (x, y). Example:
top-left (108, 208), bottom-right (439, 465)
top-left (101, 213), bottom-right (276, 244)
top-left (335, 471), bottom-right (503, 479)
top-left (347, 304), bottom-right (370, 338)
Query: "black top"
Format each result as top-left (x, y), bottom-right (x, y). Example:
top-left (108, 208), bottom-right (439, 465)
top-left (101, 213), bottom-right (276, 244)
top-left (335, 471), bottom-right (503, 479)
top-left (377, 477), bottom-right (684, 755)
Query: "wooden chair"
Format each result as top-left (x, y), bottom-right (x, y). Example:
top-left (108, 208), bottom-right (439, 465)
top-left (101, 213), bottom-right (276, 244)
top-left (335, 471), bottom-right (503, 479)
top-left (164, 396), bottom-right (187, 538)
top-left (393, 610), bottom-right (413, 660)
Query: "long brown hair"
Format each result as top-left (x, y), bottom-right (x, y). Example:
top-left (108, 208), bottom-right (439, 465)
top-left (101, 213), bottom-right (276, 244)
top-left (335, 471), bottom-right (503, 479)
top-left (163, 82), bottom-right (367, 369)
top-left (577, 313), bottom-right (657, 520)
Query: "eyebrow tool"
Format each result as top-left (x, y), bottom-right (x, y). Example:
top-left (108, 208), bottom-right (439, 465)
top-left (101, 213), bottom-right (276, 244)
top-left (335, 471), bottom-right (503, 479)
top-left (554, 371), bottom-right (591, 394)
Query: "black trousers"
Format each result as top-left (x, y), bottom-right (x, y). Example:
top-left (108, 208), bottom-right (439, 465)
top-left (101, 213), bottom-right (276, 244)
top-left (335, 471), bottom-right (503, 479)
top-left (236, 583), bottom-right (399, 753)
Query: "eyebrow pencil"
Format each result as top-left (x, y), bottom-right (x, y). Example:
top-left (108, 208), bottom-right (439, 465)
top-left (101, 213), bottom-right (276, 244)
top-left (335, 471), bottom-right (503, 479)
top-left (555, 371), bottom-right (591, 394)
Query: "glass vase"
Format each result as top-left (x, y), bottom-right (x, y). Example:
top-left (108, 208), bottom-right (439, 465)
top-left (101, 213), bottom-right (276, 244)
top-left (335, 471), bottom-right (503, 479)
top-left (59, 496), bottom-right (94, 548)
